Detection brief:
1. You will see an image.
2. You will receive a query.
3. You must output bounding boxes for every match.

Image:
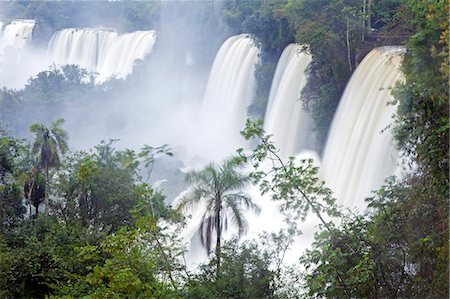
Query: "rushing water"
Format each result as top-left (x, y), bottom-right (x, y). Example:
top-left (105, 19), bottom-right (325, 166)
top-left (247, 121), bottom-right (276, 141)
top-left (0, 19), bottom-right (38, 88)
top-left (321, 46), bottom-right (404, 210)
top-left (180, 34), bottom-right (261, 265)
top-left (183, 45), bottom-right (405, 266)
top-left (263, 44), bottom-right (314, 158)
top-left (196, 34), bottom-right (259, 160)
top-left (0, 19), bottom-right (35, 50)
top-left (47, 28), bottom-right (157, 80)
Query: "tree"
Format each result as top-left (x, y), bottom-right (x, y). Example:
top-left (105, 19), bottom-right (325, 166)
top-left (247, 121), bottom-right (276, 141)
top-left (0, 131), bottom-right (26, 234)
top-left (29, 118), bottom-right (68, 215)
top-left (185, 238), bottom-right (276, 299)
top-left (237, 119), bottom-right (356, 296)
top-left (176, 158), bottom-right (260, 278)
top-left (54, 140), bottom-right (172, 231)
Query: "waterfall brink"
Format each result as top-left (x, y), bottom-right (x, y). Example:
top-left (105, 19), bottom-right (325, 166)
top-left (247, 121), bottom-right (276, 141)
top-left (321, 46), bottom-right (405, 210)
top-left (47, 28), bottom-right (157, 80)
top-left (199, 34), bottom-right (259, 159)
top-left (0, 19), bottom-right (35, 50)
top-left (263, 44), bottom-right (313, 158)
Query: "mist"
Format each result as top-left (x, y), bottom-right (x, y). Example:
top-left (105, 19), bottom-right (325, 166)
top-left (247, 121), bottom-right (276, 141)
top-left (1, 2), bottom-right (233, 162)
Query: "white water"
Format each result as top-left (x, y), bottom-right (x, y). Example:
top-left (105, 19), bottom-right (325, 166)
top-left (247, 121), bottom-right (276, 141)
top-left (179, 34), bottom-right (261, 265)
top-left (195, 34), bottom-right (259, 160)
top-left (263, 44), bottom-right (314, 158)
top-left (321, 47), bottom-right (404, 210)
top-left (241, 47), bottom-right (405, 268)
top-left (47, 28), bottom-right (157, 81)
top-left (0, 19), bottom-right (40, 88)
top-left (0, 19), bottom-right (35, 50)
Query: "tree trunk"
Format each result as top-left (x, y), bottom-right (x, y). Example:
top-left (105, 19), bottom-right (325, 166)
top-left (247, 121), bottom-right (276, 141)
top-left (80, 189), bottom-right (89, 226)
top-left (346, 18), bottom-right (353, 72)
top-left (215, 198), bottom-right (221, 279)
top-left (28, 180), bottom-right (34, 217)
top-left (362, 0), bottom-right (366, 42)
top-left (367, 0), bottom-right (372, 31)
top-left (44, 166), bottom-right (49, 215)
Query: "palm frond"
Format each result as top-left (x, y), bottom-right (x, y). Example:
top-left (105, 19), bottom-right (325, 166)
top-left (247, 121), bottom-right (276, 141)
top-left (29, 123), bottom-right (46, 134)
top-left (31, 134), bottom-right (44, 155)
top-left (220, 158), bottom-right (249, 192)
top-left (224, 195), bottom-right (248, 238)
top-left (230, 192), bottom-right (261, 214)
top-left (198, 210), bottom-right (217, 255)
top-left (186, 163), bottom-right (217, 192)
top-left (175, 187), bottom-right (209, 213)
top-left (51, 118), bottom-right (65, 128)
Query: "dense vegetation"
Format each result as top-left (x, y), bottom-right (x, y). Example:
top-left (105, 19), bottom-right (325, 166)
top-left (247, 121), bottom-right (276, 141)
top-left (0, 0), bottom-right (448, 298)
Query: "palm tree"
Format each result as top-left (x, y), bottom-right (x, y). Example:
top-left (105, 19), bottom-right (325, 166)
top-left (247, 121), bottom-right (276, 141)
top-left (176, 158), bottom-right (260, 277)
top-left (29, 118), bottom-right (68, 215)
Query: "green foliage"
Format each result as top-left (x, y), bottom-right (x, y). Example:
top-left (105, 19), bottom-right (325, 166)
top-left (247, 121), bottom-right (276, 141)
top-left (238, 117), bottom-right (448, 297)
top-left (52, 226), bottom-right (182, 299)
top-left (1, 183), bottom-right (25, 234)
top-left (371, 0), bottom-right (403, 30)
top-left (0, 132), bottom-right (27, 235)
top-left (0, 65), bottom-right (96, 137)
top-left (238, 119), bottom-right (340, 227)
top-left (393, 0), bottom-right (449, 193)
top-left (0, 235), bottom-right (15, 298)
top-left (185, 238), bottom-right (276, 299)
top-left (0, 129), bottom-right (26, 179)
top-left (0, 133), bottom-right (185, 298)
top-left (54, 140), bottom-right (172, 231)
top-left (300, 215), bottom-right (376, 298)
top-left (1, 216), bottom-right (93, 298)
top-left (301, 175), bottom-right (448, 298)
top-left (389, 3), bottom-right (449, 293)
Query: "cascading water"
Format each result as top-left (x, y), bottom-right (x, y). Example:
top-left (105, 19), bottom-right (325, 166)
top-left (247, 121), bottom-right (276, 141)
top-left (321, 46), bottom-right (405, 210)
top-left (242, 47), bottom-right (404, 268)
top-left (196, 34), bottom-right (259, 160)
top-left (263, 44), bottom-right (314, 158)
top-left (0, 19), bottom-right (38, 88)
top-left (47, 28), bottom-right (157, 80)
top-left (181, 34), bottom-right (260, 265)
top-left (0, 19), bottom-right (35, 50)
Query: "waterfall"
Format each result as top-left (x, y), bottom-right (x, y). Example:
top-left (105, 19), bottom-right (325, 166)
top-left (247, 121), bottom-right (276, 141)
top-left (321, 46), bottom-right (405, 210)
top-left (0, 19), bottom-right (35, 50)
top-left (196, 34), bottom-right (259, 159)
top-left (47, 28), bottom-right (157, 80)
top-left (180, 34), bottom-right (260, 265)
top-left (263, 44), bottom-right (313, 158)
top-left (0, 19), bottom-right (38, 88)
